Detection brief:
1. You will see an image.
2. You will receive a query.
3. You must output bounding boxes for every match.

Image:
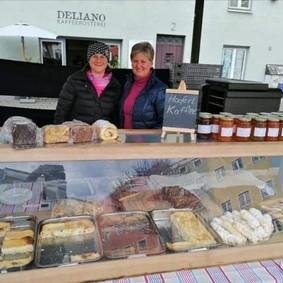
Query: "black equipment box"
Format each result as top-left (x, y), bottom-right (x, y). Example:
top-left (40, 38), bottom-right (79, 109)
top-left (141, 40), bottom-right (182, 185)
top-left (201, 78), bottom-right (282, 114)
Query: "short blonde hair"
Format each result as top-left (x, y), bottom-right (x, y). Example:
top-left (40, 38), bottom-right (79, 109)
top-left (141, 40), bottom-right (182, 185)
top-left (130, 42), bottom-right (154, 62)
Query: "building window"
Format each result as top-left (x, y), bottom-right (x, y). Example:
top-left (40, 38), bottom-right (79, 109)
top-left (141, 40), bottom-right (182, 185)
top-left (260, 180), bottom-right (275, 199)
top-left (228, 0), bottom-right (251, 11)
top-left (40, 39), bottom-right (66, 65)
top-left (221, 46), bottom-right (248, 79)
top-left (238, 191), bottom-right (251, 209)
top-left (222, 200), bottom-right (232, 212)
top-left (138, 239), bottom-right (147, 251)
top-left (232, 158), bottom-right (243, 171)
top-left (193, 158), bottom-right (202, 168)
top-left (252, 156), bottom-right (265, 164)
top-left (215, 166), bottom-right (225, 181)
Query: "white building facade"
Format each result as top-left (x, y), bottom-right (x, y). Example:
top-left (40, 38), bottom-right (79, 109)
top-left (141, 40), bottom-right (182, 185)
top-left (0, 0), bottom-right (282, 84)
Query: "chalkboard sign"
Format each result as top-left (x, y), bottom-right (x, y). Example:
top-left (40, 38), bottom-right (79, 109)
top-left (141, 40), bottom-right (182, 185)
top-left (162, 85), bottom-right (199, 137)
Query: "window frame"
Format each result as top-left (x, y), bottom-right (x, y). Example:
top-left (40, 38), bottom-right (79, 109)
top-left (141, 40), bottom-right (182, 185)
top-left (238, 191), bottom-right (251, 209)
top-left (215, 166), bottom-right (225, 181)
top-left (232, 158), bottom-right (244, 171)
top-left (222, 200), bottom-right (232, 212)
top-left (228, 0), bottom-right (252, 12)
top-left (40, 39), bottom-right (66, 66)
top-left (260, 180), bottom-right (275, 199)
top-left (221, 46), bottom-right (248, 79)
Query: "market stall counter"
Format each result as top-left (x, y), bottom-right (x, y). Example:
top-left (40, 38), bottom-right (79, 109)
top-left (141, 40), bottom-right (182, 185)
top-left (0, 130), bottom-right (283, 282)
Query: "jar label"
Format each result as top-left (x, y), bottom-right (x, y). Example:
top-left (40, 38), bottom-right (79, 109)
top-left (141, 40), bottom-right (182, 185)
top-left (197, 125), bottom-right (211, 134)
top-left (236, 127), bottom-right (251, 137)
top-left (254, 127), bottom-right (266, 137)
top-left (267, 127), bottom-right (279, 137)
top-left (221, 127), bottom-right (233, 137)
top-left (211, 124), bottom-right (219, 133)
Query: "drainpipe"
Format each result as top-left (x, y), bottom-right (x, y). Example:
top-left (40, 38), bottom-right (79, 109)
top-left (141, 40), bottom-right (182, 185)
top-left (191, 0), bottom-right (204, 63)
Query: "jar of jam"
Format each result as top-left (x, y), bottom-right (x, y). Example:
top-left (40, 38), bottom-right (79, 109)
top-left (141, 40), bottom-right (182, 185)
top-left (246, 112), bottom-right (259, 117)
top-left (278, 117), bottom-right (283, 141)
top-left (235, 117), bottom-right (252, 142)
top-left (217, 117), bottom-right (234, 142)
top-left (265, 117), bottom-right (280, 141)
top-left (251, 117), bottom-right (267, 141)
top-left (197, 113), bottom-right (212, 140)
top-left (211, 114), bottom-right (222, 140)
top-left (219, 112), bottom-right (232, 117)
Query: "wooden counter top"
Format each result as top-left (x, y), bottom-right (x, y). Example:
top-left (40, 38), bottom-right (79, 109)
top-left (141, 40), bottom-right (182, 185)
top-left (0, 140), bottom-right (283, 162)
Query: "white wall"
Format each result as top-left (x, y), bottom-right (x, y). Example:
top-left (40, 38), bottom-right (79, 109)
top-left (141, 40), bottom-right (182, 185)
top-left (200, 0), bottom-right (283, 81)
top-left (0, 0), bottom-right (195, 67)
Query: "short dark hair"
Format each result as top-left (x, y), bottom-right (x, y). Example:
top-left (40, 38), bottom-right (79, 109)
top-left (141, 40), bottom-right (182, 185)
top-left (130, 41), bottom-right (154, 62)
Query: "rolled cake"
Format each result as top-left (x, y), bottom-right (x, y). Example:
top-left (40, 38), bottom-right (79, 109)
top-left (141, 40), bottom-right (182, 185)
top-left (92, 119), bottom-right (118, 141)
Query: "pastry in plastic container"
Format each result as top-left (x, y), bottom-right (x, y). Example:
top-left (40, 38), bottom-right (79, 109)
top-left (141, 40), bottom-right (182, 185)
top-left (70, 125), bottom-right (94, 143)
top-left (97, 211), bottom-right (165, 259)
top-left (92, 119), bottom-right (118, 141)
top-left (0, 215), bottom-right (36, 270)
top-left (151, 209), bottom-right (218, 252)
top-left (35, 215), bottom-right (103, 267)
top-left (43, 124), bottom-right (69, 144)
top-left (63, 120), bottom-right (95, 143)
top-left (0, 116), bottom-right (42, 148)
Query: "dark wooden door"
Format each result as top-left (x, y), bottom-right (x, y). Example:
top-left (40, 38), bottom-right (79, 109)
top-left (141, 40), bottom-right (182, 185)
top-left (155, 35), bottom-right (184, 69)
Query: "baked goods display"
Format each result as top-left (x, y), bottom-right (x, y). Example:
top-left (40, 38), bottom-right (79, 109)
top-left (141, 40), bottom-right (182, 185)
top-left (11, 121), bottom-right (37, 149)
top-left (36, 216), bottom-right (102, 267)
top-left (63, 121), bottom-right (95, 143)
top-left (116, 191), bottom-right (171, 212)
top-left (51, 198), bottom-right (115, 217)
top-left (92, 119), bottom-right (118, 141)
top-left (40, 219), bottom-right (95, 238)
top-left (161, 186), bottom-right (203, 210)
top-left (43, 124), bottom-right (70, 144)
top-left (98, 212), bottom-right (165, 259)
top-left (151, 209), bottom-right (217, 252)
top-left (0, 116), bottom-right (41, 148)
top-left (210, 208), bottom-right (274, 246)
top-left (110, 186), bottom-right (203, 212)
top-left (0, 217), bottom-right (35, 270)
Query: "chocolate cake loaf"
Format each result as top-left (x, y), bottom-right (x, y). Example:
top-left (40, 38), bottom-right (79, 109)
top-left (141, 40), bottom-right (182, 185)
top-left (161, 186), bottom-right (202, 209)
top-left (11, 121), bottom-right (37, 149)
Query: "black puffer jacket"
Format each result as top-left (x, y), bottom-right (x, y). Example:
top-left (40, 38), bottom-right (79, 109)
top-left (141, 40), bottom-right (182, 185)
top-left (54, 66), bottom-right (121, 126)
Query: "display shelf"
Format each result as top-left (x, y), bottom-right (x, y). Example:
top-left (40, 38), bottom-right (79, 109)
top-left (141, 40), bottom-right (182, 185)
top-left (1, 140), bottom-right (283, 162)
top-left (0, 130), bottom-right (283, 282)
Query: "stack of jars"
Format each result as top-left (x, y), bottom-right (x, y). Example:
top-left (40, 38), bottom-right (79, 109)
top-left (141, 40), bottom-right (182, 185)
top-left (197, 111), bottom-right (283, 142)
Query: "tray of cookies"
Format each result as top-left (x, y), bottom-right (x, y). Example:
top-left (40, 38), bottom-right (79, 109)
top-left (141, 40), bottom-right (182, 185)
top-left (35, 215), bottom-right (102, 267)
top-left (0, 215), bottom-right (36, 270)
top-left (151, 208), bottom-right (219, 252)
top-left (97, 211), bottom-right (165, 259)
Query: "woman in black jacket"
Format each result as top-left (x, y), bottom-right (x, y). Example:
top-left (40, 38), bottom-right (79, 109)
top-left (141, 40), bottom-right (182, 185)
top-left (54, 41), bottom-right (121, 126)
